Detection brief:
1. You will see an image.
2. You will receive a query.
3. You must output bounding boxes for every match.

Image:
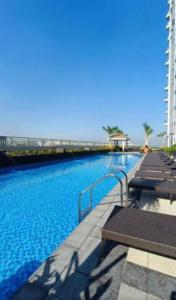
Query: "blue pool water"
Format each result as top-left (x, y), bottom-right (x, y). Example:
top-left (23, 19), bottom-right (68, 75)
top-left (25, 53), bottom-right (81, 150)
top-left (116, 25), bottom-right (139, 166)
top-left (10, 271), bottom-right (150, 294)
top-left (0, 153), bottom-right (141, 299)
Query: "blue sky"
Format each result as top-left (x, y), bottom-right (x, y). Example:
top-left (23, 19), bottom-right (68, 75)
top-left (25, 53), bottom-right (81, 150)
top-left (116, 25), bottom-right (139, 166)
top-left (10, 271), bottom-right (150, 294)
top-left (0, 0), bottom-right (167, 145)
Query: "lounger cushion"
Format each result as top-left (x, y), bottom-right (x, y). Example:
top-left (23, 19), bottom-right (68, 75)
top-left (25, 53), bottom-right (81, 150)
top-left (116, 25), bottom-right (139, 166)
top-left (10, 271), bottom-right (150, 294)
top-left (129, 178), bottom-right (176, 194)
top-left (135, 171), bottom-right (176, 180)
top-left (102, 206), bottom-right (176, 258)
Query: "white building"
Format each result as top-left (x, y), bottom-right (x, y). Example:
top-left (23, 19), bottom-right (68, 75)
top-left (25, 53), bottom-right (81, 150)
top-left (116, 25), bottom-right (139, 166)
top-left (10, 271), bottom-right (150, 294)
top-left (165, 0), bottom-right (176, 146)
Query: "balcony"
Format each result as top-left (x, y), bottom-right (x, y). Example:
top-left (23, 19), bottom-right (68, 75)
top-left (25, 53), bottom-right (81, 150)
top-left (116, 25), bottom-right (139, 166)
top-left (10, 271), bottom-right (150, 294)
top-left (164, 121), bottom-right (168, 126)
top-left (164, 98), bottom-right (168, 102)
top-left (165, 60), bottom-right (169, 66)
top-left (165, 86), bottom-right (169, 91)
top-left (166, 22), bottom-right (170, 30)
top-left (165, 49), bottom-right (169, 55)
top-left (166, 12), bottom-right (170, 19)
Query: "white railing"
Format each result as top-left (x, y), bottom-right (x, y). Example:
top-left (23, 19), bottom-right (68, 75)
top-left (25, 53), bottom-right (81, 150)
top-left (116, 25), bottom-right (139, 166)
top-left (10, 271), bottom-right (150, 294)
top-left (0, 136), bottom-right (108, 151)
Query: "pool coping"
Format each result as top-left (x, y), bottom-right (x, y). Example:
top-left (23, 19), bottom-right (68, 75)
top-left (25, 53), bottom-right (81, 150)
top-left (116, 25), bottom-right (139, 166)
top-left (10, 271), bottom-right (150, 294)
top-left (13, 154), bottom-right (144, 300)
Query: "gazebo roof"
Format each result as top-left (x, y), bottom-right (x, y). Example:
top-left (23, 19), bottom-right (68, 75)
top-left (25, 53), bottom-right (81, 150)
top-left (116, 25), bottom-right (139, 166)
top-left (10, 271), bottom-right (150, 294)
top-left (109, 134), bottom-right (127, 141)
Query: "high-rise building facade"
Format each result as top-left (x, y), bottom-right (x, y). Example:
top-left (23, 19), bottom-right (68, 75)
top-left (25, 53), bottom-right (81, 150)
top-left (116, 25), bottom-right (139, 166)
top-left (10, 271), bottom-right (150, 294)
top-left (165, 0), bottom-right (176, 146)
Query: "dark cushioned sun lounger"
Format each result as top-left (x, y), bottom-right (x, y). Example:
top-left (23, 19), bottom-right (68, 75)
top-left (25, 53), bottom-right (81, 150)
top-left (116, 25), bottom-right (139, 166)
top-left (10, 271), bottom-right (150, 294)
top-left (142, 160), bottom-right (171, 165)
top-left (135, 170), bottom-right (176, 181)
top-left (139, 153), bottom-right (176, 172)
top-left (128, 178), bottom-right (176, 195)
top-left (142, 162), bottom-right (176, 167)
top-left (139, 168), bottom-right (175, 174)
top-left (140, 165), bottom-right (176, 171)
top-left (102, 206), bottom-right (176, 258)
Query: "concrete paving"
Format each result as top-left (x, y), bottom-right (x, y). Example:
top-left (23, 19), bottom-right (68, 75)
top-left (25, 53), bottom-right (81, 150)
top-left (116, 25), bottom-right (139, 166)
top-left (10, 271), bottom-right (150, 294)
top-left (118, 283), bottom-right (161, 300)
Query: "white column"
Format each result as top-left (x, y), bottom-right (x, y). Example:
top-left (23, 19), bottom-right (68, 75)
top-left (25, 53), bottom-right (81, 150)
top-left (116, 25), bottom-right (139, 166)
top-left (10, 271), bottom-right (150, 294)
top-left (122, 141), bottom-right (125, 152)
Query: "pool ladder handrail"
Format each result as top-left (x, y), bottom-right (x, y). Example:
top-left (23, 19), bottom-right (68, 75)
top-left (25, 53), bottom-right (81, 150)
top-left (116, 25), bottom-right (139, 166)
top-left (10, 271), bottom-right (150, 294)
top-left (112, 168), bottom-right (129, 206)
top-left (78, 170), bottom-right (128, 223)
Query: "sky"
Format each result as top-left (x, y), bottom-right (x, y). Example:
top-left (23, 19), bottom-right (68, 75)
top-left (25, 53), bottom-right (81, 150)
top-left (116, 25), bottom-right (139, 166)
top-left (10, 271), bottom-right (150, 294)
top-left (0, 0), bottom-right (167, 145)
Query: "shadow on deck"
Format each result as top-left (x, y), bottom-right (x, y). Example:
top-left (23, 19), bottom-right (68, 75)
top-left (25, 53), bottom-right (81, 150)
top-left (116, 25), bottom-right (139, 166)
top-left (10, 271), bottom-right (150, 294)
top-left (12, 241), bottom-right (127, 300)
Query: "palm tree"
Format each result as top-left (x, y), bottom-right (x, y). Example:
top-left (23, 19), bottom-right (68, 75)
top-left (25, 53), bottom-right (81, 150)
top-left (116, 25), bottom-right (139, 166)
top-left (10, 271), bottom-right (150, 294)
top-left (157, 131), bottom-right (166, 138)
top-left (157, 131), bottom-right (166, 147)
top-left (143, 123), bottom-right (153, 146)
top-left (102, 126), bottom-right (124, 137)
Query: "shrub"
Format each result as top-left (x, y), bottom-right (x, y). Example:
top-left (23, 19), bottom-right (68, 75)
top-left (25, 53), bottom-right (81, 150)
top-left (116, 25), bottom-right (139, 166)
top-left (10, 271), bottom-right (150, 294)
top-left (161, 145), bottom-right (176, 153)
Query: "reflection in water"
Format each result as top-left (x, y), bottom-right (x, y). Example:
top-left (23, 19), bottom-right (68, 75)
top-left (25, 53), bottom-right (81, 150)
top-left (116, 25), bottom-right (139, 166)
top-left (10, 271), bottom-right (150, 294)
top-left (108, 154), bottom-right (130, 172)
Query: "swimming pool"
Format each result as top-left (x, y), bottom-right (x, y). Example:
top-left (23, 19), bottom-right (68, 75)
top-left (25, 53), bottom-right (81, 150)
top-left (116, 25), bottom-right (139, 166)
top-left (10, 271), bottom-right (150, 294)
top-left (0, 153), bottom-right (141, 299)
